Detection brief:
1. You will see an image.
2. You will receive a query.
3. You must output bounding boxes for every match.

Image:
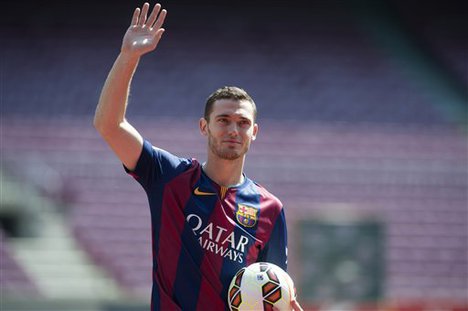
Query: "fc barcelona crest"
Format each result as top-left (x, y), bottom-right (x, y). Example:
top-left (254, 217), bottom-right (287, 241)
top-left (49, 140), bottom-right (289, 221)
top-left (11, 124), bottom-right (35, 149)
top-left (236, 204), bottom-right (258, 228)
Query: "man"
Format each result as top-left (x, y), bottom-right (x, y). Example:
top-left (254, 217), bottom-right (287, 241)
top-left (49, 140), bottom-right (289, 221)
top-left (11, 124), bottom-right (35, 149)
top-left (94, 3), bottom-right (302, 310)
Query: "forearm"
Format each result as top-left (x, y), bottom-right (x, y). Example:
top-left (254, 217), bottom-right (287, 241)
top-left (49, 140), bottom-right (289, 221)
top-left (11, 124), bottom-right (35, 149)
top-left (93, 2), bottom-right (166, 170)
top-left (94, 52), bottom-right (140, 136)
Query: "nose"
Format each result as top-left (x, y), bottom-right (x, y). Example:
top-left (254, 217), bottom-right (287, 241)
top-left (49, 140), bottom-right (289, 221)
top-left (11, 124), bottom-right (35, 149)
top-left (227, 123), bottom-right (239, 137)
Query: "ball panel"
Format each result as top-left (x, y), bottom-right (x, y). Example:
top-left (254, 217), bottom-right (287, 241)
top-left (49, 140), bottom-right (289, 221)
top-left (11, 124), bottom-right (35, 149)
top-left (231, 290), bottom-right (242, 308)
top-left (259, 263), bottom-right (269, 272)
top-left (262, 281), bottom-right (278, 296)
top-left (264, 286), bottom-right (282, 303)
top-left (266, 269), bottom-right (280, 283)
top-left (234, 269), bottom-right (245, 286)
top-left (229, 286), bottom-right (238, 299)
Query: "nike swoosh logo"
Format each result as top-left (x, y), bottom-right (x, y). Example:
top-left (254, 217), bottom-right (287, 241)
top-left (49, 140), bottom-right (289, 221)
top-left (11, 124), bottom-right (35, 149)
top-left (193, 187), bottom-right (216, 196)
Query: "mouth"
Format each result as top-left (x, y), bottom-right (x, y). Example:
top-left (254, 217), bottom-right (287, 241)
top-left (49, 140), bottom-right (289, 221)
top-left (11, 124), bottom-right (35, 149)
top-left (222, 140), bottom-right (242, 145)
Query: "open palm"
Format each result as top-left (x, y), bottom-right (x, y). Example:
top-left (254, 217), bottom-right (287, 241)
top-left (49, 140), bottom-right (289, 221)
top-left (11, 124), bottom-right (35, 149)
top-left (121, 3), bottom-right (167, 56)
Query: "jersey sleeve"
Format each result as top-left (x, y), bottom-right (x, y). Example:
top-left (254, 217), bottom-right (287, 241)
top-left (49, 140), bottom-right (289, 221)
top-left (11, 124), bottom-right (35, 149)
top-left (124, 139), bottom-right (192, 191)
top-left (257, 208), bottom-right (288, 271)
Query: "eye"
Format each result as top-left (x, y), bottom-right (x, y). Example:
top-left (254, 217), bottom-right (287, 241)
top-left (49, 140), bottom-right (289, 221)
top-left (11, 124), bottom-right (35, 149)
top-left (217, 117), bottom-right (229, 125)
top-left (239, 120), bottom-right (251, 128)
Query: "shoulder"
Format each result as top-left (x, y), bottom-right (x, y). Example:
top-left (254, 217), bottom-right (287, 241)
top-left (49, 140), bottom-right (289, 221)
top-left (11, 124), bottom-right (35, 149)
top-left (143, 140), bottom-right (199, 180)
top-left (147, 141), bottom-right (193, 166)
top-left (250, 180), bottom-right (283, 211)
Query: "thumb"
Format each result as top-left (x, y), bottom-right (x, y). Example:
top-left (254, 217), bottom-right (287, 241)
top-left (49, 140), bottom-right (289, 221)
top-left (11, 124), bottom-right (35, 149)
top-left (156, 28), bottom-right (165, 38)
top-left (291, 299), bottom-right (304, 311)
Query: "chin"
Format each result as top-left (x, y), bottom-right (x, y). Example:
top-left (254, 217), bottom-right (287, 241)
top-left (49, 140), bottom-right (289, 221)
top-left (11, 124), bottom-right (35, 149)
top-left (218, 152), bottom-right (242, 160)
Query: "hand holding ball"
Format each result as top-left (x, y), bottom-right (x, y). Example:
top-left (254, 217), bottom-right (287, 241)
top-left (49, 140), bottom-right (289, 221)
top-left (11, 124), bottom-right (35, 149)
top-left (228, 262), bottom-right (297, 311)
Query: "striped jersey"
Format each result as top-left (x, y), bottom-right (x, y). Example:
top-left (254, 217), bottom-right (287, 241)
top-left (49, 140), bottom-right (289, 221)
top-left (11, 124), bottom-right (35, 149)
top-left (126, 140), bottom-right (288, 311)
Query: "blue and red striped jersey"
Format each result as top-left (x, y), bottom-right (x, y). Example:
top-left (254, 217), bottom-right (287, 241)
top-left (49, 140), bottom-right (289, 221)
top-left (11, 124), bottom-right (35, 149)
top-left (126, 140), bottom-right (288, 311)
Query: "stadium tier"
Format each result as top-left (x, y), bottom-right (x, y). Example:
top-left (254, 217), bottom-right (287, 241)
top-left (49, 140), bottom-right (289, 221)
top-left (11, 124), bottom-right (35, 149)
top-left (3, 1), bottom-right (465, 125)
top-left (1, 0), bottom-right (466, 309)
top-left (1, 117), bottom-right (466, 306)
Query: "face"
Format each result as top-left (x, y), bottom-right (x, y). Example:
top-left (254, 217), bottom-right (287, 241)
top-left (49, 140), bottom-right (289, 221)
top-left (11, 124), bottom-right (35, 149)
top-left (200, 99), bottom-right (258, 161)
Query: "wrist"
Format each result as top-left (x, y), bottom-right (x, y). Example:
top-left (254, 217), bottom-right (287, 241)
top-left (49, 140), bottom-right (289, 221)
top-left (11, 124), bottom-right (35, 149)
top-left (118, 51), bottom-right (141, 64)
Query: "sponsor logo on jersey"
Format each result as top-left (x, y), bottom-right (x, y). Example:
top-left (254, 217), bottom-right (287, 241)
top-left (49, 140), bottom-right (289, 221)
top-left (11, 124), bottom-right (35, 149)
top-left (193, 187), bottom-right (216, 196)
top-left (186, 213), bottom-right (250, 263)
top-left (236, 204), bottom-right (258, 228)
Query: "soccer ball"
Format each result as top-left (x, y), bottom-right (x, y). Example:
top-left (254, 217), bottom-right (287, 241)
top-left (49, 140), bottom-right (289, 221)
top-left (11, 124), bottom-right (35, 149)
top-left (227, 262), bottom-right (296, 311)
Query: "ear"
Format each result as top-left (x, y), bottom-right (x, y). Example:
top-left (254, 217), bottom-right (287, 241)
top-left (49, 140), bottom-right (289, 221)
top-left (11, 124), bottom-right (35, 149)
top-left (251, 123), bottom-right (259, 141)
top-left (199, 117), bottom-right (208, 136)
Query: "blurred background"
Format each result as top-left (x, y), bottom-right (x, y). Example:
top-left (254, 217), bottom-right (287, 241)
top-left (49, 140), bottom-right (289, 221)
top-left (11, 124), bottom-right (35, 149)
top-left (1, 0), bottom-right (467, 310)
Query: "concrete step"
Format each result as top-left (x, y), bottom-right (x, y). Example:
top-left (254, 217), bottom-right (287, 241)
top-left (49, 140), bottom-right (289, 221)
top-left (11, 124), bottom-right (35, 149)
top-left (9, 215), bottom-right (122, 300)
top-left (13, 239), bottom-right (89, 261)
top-left (2, 169), bottom-right (123, 300)
top-left (34, 278), bottom-right (119, 300)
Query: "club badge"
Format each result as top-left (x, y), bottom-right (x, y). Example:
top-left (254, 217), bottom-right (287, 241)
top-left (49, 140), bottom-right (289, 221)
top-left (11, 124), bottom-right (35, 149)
top-left (236, 204), bottom-right (258, 228)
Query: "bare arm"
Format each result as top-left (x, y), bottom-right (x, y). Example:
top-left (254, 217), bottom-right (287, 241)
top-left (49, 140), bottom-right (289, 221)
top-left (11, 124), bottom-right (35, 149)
top-left (94, 3), bottom-right (167, 171)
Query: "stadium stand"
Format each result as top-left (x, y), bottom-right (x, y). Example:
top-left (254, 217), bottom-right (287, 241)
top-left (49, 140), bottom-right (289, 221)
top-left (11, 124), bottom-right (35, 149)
top-left (2, 1), bottom-right (462, 125)
top-left (390, 0), bottom-right (468, 87)
top-left (1, 0), bottom-right (466, 310)
top-left (1, 117), bottom-right (466, 307)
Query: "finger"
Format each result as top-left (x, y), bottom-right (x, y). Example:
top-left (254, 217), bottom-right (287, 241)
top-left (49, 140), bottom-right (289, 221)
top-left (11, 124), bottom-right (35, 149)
top-left (152, 9), bottom-right (167, 31)
top-left (291, 300), bottom-right (304, 311)
top-left (138, 2), bottom-right (150, 26)
top-left (157, 28), bottom-right (165, 37)
top-left (153, 28), bottom-right (165, 41)
top-left (146, 3), bottom-right (161, 29)
top-left (131, 8), bottom-right (140, 26)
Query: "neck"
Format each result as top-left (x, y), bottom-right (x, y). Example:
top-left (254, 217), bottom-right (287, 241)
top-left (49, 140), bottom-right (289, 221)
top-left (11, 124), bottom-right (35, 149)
top-left (203, 154), bottom-right (245, 187)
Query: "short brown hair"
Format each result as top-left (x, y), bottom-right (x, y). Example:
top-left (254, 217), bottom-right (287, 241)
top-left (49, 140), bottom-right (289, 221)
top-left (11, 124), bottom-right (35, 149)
top-left (204, 86), bottom-right (257, 121)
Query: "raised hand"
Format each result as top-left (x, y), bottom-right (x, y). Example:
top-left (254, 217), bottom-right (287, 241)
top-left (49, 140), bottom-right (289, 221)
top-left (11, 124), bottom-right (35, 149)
top-left (121, 2), bottom-right (167, 57)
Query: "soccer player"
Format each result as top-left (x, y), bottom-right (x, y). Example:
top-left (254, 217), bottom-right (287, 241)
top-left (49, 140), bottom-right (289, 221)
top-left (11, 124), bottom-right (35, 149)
top-left (94, 3), bottom-right (303, 311)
